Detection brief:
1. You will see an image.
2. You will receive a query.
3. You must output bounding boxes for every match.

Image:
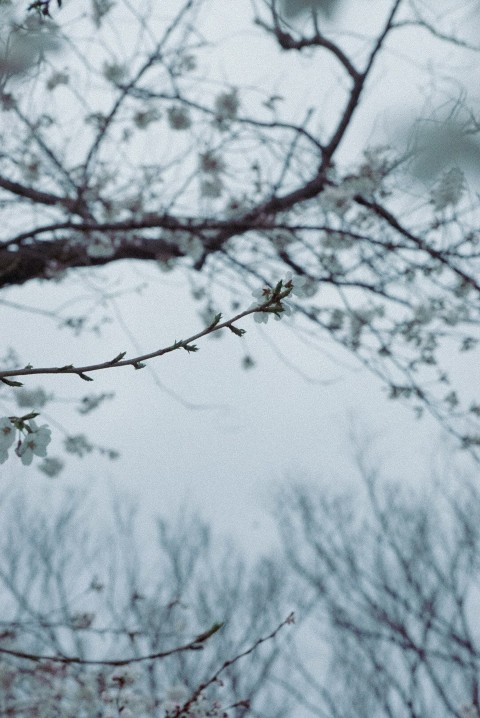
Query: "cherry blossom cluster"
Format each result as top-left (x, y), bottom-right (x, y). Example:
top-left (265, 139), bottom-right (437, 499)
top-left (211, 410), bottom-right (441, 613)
top-left (0, 415), bottom-right (51, 466)
top-left (0, 612), bottom-right (293, 717)
top-left (0, 658), bottom-right (227, 718)
top-left (250, 273), bottom-right (308, 324)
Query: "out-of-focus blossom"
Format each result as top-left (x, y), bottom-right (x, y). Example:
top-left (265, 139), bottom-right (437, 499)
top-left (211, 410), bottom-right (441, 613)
top-left (214, 89), bottom-right (239, 121)
top-left (167, 106), bottom-right (191, 130)
top-left (38, 456), bottom-right (64, 477)
top-left (15, 387), bottom-right (50, 408)
top-left (86, 234), bottom-right (115, 258)
top-left (431, 167), bottom-right (465, 211)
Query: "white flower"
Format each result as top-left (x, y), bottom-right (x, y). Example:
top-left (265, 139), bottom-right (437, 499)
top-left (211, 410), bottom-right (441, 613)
top-left (16, 421), bottom-right (51, 466)
top-left (0, 417), bottom-right (15, 451)
top-left (251, 283), bottom-right (288, 323)
top-left (271, 300), bottom-right (293, 321)
top-left (157, 257), bottom-right (178, 272)
top-left (175, 233), bottom-right (204, 263)
top-left (0, 417), bottom-right (15, 463)
top-left (254, 310), bottom-right (270, 323)
top-left (252, 303), bottom-right (289, 323)
top-left (250, 288), bottom-right (271, 323)
top-left (164, 683), bottom-right (190, 712)
top-left (284, 271), bottom-right (308, 297)
top-left (279, 300), bottom-right (293, 317)
top-left (320, 184), bottom-right (355, 215)
top-left (86, 235), bottom-right (115, 258)
top-left (251, 286), bottom-right (272, 303)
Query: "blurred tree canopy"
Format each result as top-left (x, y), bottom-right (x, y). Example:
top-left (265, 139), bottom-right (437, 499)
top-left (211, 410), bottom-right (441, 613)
top-left (1, 458), bottom-right (480, 716)
top-left (278, 462), bottom-right (480, 717)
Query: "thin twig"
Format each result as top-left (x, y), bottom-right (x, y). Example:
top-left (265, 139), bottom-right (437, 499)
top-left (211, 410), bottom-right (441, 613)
top-left (0, 289), bottom-right (291, 382)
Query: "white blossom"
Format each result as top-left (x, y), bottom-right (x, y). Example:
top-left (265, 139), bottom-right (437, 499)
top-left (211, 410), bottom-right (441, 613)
top-left (16, 421), bottom-right (51, 465)
top-left (251, 286), bottom-right (271, 303)
top-left (279, 300), bottom-right (293, 318)
top-left (0, 417), bottom-right (15, 450)
top-left (284, 271), bottom-right (308, 297)
top-left (250, 284), bottom-right (286, 323)
top-left (157, 257), bottom-right (178, 272)
top-left (86, 235), bottom-right (115, 258)
top-left (38, 456), bottom-right (64, 477)
top-left (320, 184), bottom-right (356, 215)
top-left (254, 310), bottom-right (270, 323)
top-left (175, 233), bottom-right (204, 262)
top-left (164, 683), bottom-right (190, 713)
top-left (0, 417), bottom-right (15, 463)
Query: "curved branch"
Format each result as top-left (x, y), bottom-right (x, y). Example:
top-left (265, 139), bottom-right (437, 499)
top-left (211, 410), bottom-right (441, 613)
top-left (254, 16), bottom-right (360, 81)
top-left (0, 613), bottom-right (292, 670)
top-left (0, 288), bottom-right (292, 381)
top-left (0, 175), bottom-right (79, 213)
